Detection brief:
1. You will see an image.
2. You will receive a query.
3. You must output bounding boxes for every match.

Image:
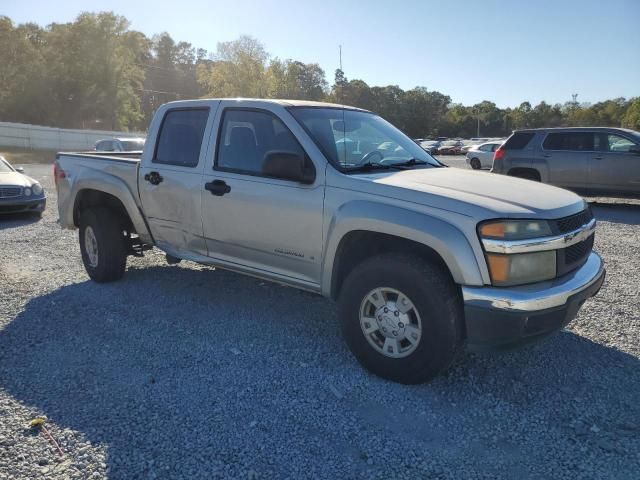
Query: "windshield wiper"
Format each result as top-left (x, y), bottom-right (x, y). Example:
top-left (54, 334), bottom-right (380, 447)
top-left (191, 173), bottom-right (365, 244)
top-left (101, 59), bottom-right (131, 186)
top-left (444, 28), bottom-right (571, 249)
top-left (344, 162), bottom-right (392, 173)
top-left (390, 158), bottom-right (429, 167)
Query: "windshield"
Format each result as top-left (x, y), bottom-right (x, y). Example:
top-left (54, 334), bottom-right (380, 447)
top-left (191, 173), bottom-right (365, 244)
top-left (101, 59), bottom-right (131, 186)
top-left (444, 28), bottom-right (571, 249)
top-left (120, 139), bottom-right (145, 151)
top-left (0, 157), bottom-right (14, 173)
top-left (289, 108), bottom-right (440, 171)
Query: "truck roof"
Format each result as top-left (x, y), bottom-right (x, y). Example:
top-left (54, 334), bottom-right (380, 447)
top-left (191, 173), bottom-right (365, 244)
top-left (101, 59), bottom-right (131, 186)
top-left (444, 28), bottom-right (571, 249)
top-left (162, 98), bottom-right (371, 112)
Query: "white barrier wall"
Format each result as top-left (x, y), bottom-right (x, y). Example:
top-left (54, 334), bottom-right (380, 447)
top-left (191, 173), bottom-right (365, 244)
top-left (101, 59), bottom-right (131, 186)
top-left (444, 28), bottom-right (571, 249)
top-left (0, 122), bottom-right (145, 151)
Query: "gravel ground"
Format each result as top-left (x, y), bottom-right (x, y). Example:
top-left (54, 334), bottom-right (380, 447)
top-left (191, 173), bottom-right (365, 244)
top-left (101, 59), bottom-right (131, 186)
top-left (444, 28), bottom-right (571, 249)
top-left (1, 165), bottom-right (639, 480)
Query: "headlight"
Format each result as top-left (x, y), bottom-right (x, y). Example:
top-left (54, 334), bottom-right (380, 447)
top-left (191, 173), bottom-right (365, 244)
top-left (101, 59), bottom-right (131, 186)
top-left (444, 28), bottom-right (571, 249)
top-left (485, 251), bottom-right (556, 286)
top-left (479, 219), bottom-right (556, 286)
top-left (24, 187), bottom-right (32, 196)
top-left (479, 219), bottom-right (552, 240)
top-left (31, 183), bottom-right (43, 196)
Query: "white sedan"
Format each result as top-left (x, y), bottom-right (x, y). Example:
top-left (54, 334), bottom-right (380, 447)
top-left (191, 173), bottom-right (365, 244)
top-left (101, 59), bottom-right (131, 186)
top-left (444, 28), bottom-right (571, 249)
top-left (465, 141), bottom-right (504, 170)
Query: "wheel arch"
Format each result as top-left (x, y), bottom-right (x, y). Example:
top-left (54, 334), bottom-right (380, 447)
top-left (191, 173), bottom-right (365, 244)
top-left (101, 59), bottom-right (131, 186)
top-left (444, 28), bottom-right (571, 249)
top-left (507, 167), bottom-right (542, 181)
top-left (69, 176), bottom-right (152, 243)
top-left (322, 201), bottom-right (485, 299)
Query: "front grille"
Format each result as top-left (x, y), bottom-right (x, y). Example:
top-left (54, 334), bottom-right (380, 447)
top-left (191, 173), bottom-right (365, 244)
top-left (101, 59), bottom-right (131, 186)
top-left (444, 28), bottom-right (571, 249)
top-left (551, 208), bottom-right (595, 277)
top-left (0, 186), bottom-right (23, 199)
top-left (557, 233), bottom-right (594, 277)
top-left (554, 208), bottom-right (593, 234)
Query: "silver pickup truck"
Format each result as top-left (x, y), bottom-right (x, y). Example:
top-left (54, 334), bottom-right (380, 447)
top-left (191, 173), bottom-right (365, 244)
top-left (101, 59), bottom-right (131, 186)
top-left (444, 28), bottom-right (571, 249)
top-left (55, 99), bottom-right (605, 384)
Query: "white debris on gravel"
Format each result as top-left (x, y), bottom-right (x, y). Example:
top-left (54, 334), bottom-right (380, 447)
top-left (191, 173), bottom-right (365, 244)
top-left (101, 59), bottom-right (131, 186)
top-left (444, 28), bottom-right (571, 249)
top-left (1, 164), bottom-right (639, 479)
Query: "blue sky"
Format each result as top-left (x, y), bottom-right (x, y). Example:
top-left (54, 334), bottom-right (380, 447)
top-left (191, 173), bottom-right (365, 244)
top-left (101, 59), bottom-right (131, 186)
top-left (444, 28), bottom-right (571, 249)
top-left (3, 0), bottom-right (639, 107)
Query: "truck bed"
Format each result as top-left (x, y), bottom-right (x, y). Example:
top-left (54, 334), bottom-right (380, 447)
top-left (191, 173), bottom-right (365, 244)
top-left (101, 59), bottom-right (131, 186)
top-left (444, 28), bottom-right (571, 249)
top-left (55, 151), bottom-right (143, 232)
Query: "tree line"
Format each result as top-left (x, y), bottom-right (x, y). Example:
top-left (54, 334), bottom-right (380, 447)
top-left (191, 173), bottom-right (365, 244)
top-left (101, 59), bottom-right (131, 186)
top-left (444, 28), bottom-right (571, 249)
top-left (1, 12), bottom-right (638, 136)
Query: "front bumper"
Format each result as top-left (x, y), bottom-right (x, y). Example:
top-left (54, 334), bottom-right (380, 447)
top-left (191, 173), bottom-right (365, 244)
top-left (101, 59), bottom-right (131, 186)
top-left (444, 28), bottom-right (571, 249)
top-left (462, 252), bottom-right (605, 349)
top-left (0, 196), bottom-right (47, 214)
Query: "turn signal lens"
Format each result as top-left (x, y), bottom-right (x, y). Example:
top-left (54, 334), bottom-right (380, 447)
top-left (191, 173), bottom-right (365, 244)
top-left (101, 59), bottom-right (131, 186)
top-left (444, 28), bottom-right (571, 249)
top-left (485, 254), bottom-right (509, 283)
top-left (479, 222), bottom-right (505, 238)
top-left (479, 220), bottom-right (552, 240)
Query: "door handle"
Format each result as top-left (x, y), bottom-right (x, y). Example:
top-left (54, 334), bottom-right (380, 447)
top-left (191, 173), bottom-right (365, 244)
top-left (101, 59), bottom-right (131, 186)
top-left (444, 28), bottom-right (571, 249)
top-left (543, 153), bottom-right (552, 158)
top-left (205, 180), bottom-right (231, 196)
top-left (594, 156), bottom-right (603, 160)
top-left (144, 171), bottom-right (163, 185)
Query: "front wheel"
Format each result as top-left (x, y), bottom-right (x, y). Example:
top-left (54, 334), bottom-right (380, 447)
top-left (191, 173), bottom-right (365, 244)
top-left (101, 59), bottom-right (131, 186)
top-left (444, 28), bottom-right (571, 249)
top-left (470, 158), bottom-right (481, 170)
top-left (338, 253), bottom-right (463, 384)
top-left (79, 208), bottom-right (128, 282)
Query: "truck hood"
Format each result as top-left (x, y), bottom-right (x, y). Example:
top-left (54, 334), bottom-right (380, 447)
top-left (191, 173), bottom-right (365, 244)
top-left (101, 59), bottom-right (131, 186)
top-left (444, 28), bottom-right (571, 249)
top-left (353, 167), bottom-right (585, 219)
top-left (0, 172), bottom-right (38, 188)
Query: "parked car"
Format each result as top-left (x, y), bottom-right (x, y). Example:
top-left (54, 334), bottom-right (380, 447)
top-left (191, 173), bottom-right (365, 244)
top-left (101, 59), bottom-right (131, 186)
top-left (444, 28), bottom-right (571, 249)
top-left (466, 141), bottom-right (504, 169)
top-left (95, 137), bottom-right (146, 152)
top-left (0, 156), bottom-right (46, 215)
top-left (419, 140), bottom-right (441, 154)
top-left (492, 127), bottom-right (640, 194)
top-left (55, 99), bottom-right (604, 384)
top-left (437, 140), bottom-right (464, 155)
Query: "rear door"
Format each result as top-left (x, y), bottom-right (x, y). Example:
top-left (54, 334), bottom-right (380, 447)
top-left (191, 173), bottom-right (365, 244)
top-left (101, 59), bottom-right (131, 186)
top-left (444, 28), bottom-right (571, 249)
top-left (139, 104), bottom-right (218, 257)
top-left (541, 131), bottom-right (593, 188)
top-left (591, 132), bottom-right (640, 193)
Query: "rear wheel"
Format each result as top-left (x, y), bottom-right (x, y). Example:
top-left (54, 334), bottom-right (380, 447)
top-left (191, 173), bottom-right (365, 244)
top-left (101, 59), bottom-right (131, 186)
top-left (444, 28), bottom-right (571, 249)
top-left (470, 158), bottom-right (481, 170)
top-left (79, 208), bottom-right (128, 282)
top-left (338, 253), bottom-right (463, 384)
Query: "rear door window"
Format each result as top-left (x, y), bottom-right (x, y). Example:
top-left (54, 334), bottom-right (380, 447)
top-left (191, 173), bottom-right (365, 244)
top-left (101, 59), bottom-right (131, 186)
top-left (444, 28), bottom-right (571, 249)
top-left (543, 132), bottom-right (594, 151)
top-left (96, 140), bottom-right (113, 151)
top-left (154, 108), bottom-right (209, 167)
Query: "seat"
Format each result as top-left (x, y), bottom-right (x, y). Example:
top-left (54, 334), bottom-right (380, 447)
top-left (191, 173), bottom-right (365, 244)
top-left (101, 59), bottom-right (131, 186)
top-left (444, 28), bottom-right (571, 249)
top-left (224, 126), bottom-right (259, 171)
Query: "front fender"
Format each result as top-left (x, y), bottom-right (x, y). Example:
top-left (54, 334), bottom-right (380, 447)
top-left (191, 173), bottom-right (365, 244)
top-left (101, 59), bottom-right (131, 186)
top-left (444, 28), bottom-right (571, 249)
top-left (321, 201), bottom-right (486, 296)
top-left (65, 172), bottom-right (152, 244)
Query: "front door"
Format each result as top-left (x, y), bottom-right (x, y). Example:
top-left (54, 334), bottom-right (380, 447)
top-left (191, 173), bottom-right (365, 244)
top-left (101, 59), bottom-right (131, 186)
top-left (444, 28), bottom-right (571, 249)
top-left (139, 106), bottom-right (214, 257)
top-left (590, 132), bottom-right (640, 194)
top-left (201, 106), bottom-right (325, 287)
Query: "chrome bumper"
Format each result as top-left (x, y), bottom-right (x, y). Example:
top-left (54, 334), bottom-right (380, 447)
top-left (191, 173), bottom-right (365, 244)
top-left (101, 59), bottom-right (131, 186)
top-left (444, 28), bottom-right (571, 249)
top-left (462, 252), bottom-right (605, 312)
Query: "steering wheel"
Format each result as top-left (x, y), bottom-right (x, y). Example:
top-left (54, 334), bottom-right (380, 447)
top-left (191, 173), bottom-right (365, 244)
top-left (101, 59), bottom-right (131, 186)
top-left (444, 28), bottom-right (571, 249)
top-left (356, 150), bottom-right (384, 165)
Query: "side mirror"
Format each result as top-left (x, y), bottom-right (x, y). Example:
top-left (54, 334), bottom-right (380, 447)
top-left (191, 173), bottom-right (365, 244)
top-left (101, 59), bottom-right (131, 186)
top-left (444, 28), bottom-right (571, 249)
top-left (262, 151), bottom-right (315, 184)
top-left (15, 167), bottom-right (24, 173)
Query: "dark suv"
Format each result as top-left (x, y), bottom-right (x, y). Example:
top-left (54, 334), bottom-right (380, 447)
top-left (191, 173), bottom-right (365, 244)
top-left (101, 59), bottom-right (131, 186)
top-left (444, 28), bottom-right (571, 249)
top-left (491, 127), bottom-right (640, 194)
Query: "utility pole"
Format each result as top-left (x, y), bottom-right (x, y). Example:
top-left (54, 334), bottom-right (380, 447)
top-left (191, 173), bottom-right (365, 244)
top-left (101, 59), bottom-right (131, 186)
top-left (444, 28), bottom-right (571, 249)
top-left (571, 93), bottom-right (578, 106)
top-left (339, 45), bottom-right (342, 71)
top-left (477, 117), bottom-right (480, 138)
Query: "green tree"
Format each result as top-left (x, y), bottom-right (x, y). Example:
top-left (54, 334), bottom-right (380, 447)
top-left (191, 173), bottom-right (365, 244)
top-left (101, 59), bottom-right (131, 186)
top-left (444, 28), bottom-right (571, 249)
top-left (621, 98), bottom-right (640, 130)
top-left (197, 35), bottom-right (269, 98)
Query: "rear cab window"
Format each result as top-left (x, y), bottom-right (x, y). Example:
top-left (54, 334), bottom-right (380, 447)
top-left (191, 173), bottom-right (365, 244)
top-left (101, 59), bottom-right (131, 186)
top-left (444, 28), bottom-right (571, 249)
top-left (503, 132), bottom-right (535, 150)
top-left (153, 108), bottom-right (209, 167)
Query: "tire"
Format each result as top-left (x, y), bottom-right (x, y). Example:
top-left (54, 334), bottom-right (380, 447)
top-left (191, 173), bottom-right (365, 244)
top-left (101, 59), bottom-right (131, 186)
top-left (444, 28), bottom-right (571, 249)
top-left (79, 207), bottom-right (128, 282)
top-left (338, 253), bottom-right (463, 384)
top-left (470, 158), bottom-right (481, 170)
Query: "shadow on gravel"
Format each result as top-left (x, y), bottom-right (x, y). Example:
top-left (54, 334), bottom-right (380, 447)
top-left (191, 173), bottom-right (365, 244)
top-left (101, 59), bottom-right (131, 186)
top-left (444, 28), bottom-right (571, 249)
top-left (1, 264), bottom-right (639, 478)
top-left (591, 203), bottom-right (640, 226)
top-left (0, 212), bottom-right (42, 230)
